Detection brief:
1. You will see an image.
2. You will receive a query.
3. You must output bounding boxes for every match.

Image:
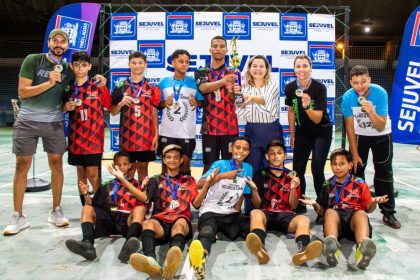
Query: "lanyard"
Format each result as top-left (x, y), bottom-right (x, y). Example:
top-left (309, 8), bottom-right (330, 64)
top-left (166, 174), bottom-right (180, 201)
top-left (172, 78), bottom-right (184, 102)
top-left (129, 77), bottom-right (145, 99)
top-left (47, 52), bottom-right (62, 65)
top-left (296, 78), bottom-right (312, 91)
top-left (333, 174), bottom-right (352, 205)
top-left (210, 65), bottom-right (225, 81)
top-left (113, 179), bottom-right (120, 206)
top-left (74, 78), bottom-right (90, 101)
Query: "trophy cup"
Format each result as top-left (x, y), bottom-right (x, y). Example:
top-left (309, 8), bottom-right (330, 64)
top-left (230, 37), bottom-right (244, 105)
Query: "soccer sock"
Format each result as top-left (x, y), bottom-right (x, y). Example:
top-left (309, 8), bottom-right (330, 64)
top-left (200, 237), bottom-right (212, 256)
top-left (295, 234), bottom-right (310, 249)
top-left (252, 228), bottom-right (267, 245)
top-left (126, 222), bottom-right (142, 240)
top-left (141, 229), bottom-right (157, 259)
top-left (79, 195), bottom-right (85, 206)
top-left (171, 233), bottom-right (187, 251)
top-left (81, 222), bottom-right (95, 244)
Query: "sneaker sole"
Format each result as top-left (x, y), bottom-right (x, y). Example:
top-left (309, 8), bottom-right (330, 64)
top-left (130, 253), bottom-right (162, 278)
top-left (65, 240), bottom-right (96, 261)
top-left (246, 233), bottom-right (270, 264)
top-left (323, 237), bottom-right (339, 266)
top-left (118, 237), bottom-right (141, 263)
top-left (383, 218), bottom-right (401, 229)
top-left (48, 218), bottom-right (70, 227)
top-left (2, 222), bottom-right (30, 236)
top-left (357, 239), bottom-right (376, 269)
top-left (189, 240), bottom-right (206, 280)
top-left (162, 247), bottom-right (183, 280)
top-left (292, 240), bottom-right (323, 266)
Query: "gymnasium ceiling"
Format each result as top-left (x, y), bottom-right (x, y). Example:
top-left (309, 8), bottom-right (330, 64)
top-left (1, 0), bottom-right (419, 43)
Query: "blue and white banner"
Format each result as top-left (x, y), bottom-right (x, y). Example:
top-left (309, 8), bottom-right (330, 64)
top-left (42, 3), bottom-right (101, 63)
top-left (109, 12), bottom-right (336, 154)
top-left (390, 5), bottom-right (420, 145)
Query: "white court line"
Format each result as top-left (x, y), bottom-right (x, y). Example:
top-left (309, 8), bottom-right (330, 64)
top-left (0, 193), bottom-right (80, 198)
top-left (365, 166), bottom-right (420, 191)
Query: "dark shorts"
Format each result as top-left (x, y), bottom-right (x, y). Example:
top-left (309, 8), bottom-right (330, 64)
top-left (198, 212), bottom-right (242, 241)
top-left (263, 210), bottom-right (297, 234)
top-left (12, 118), bottom-right (66, 156)
top-left (335, 209), bottom-right (372, 242)
top-left (152, 216), bottom-right (193, 244)
top-left (68, 153), bottom-right (102, 167)
top-left (158, 136), bottom-right (196, 158)
top-left (202, 134), bottom-right (237, 166)
top-left (125, 150), bottom-right (156, 163)
top-left (93, 207), bottom-right (130, 238)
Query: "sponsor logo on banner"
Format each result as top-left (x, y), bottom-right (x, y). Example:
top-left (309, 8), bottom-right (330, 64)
top-left (196, 107), bottom-right (203, 124)
top-left (327, 98), bottom-right (335, 124)
top-left (223, 13), bottom-right (251, 40)
top-left (138, 21), bottom-right (165, 28)
top-left (410, 12), bottom-right (420, 47)
top-left (166, 13), bottom-right (194, 40)
top-left (195, 21), bottom-right (222, 30)
top-left (110, 71), bottom-right (130, 92)
top-left (111, 14), bottom-right (137, 40)
top-left (282, 126), bottom-right (292, 152)
top-left (110, 124), bottom-right (120, 151)
top-left (308, 42), bottom-right (335, 69)
top-left (110, 49), bottom-right (134, 56)
top-left (252, 21), bottom-right (279, 30)
top-left (55, 15), bottom-right (91, 51)
top-left (280, 70), bottom-right (297, 96)
top-left (308, 22), bottom-right (334, 30)
top-left (138, 41), bottom-right (165, 68)
top-left (280, 49), bottom-right (306, 58)
top-left (280, 13), bottom-right (307, 40)
top-left (147, 77), bottom-right (161, 86)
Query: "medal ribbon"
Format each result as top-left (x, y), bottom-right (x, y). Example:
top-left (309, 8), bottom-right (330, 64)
top-left (129, 77), bottom-right (146, 100)
top-left (172, 78), bottom-right (184, 103)
top-left (47, 52), bottom-right (62, 65)
top-left (333, 174), bottom-right (352, 205)
top-left (74, 77), bottom-right (90, 102)
top-left (296, 78), bottom-right (312, 92)
top-left (166, 174), bottom-right (180, 201)
top-left (210, 65), bottom-right (225, 82)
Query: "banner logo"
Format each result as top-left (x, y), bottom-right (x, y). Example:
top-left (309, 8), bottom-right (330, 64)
top-left (280, 14), bottom-right (307, 40)
top-left (223, 13), bottom-right (251, 39)
top-left (55, 15), bottom-right (91, 51)
top-left (410, 12), bottom-right (420, 47)
top-left (111, 14), bottom-right (137, 40)
top-left (138, 41), bottom-right (165, 68)
top-left (166, 13), bottom-right (194, 40)
top-left (110, 71), bottom-right (130, 92)
top-left (309, 42), bottom-right (335, 68)
top-left (280, 70), bottom-right (296, 96)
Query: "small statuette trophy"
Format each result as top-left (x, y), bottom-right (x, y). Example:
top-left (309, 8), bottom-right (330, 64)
top-left (54, 64), bottom-right (63, 83)
top-left (230, 37), bottom-right (244, 105)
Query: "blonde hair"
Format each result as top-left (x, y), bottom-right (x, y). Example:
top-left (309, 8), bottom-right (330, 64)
top-left (245, 55), bottom-right (271, 87)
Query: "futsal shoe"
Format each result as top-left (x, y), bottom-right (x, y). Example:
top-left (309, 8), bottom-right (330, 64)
top-left (118, 237), bottom-right (141, 263)
top-left (189, 240), bottom-right (207, 280)
top-left (323, 236), bottom-right (340, 266)
top-left (65, 239), bottom-right (97, 261)
top-left (348, 238), bottom-right (376, 270)
top-left (292, 240), bottom-right (323, 266)
top-left (246, 232), bottom-right (270, 264)
top-left (162, 246), bottom-right (183, 280)
top-left (130, 253), bottom-right (162, 278)
top-left (383, 214), bottom-right (401, 229)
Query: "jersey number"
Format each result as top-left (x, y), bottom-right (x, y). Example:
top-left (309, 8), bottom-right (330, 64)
top-left (134, 105), bottom-right (141, 117)
top-left (79, 109), bottom-right (88, 121)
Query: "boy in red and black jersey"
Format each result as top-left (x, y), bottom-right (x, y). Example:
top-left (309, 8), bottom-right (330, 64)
top-left (130, 144), bottom-right (198, 280)
top-left (65, 151), bottom-right (149, 263)
top-left (246, 140), bottom-right (323, 266)
top-left (111, 51), bottom-right (161, 183)
top-left (300, 148), bottom-right (389, 270)
top-left (63, 51), bottom-right (112, 205)
top-left (195, 36), bottom-right (239, 174)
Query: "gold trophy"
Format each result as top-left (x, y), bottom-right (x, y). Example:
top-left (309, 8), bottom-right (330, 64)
top-left (230, 37), bottom-right (244, 105)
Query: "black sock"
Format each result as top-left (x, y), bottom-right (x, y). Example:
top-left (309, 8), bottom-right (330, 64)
top-left (252, 228), bottom-right (267, 245)
top-left (81, 222), bottom-right (94, 244)
top-left (171, 233), bottom-right (187, 251)
top-left (295, 234), bottom-right (310, 249)
top-left (141, 229), bottom-right (156, 259)
top-left (126, 222), bottom-right (142, 240)
top-left (200, 237), bottom-right (212, 255)
top-left (79, 195), bottom-right (85, 206)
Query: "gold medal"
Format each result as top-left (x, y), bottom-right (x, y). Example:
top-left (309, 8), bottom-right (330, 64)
top-left (173, 101), bottom-right (179, 110)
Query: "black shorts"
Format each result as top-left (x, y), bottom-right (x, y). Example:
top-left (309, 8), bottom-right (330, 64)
top-left (125, 150), bottom-right (156, 163)
top-left (335, 209), bottom-right (373, 242)
top-left (152, 216), bottom-right (193, 244)
top-left (202, 134), bottom-right (237, 166)
top-left (68, 153), bottom-right (102, 167)
top-left (158, 136), bottom-right (196, 158)
top-left (198, 212), bottom-right (242, 241)
top-left (93, 207), bottom-right (130, 238)
top-left (263, 210), bottom-right (297, 234)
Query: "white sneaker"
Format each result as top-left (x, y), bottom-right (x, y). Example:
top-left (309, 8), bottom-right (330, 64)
top-left (48, 206), bottom-right (70, 227)
top-left (3, 211), bottom-right (29, 235)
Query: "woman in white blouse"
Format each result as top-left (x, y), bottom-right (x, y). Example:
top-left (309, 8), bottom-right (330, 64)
top-left (236, 55), bottom-right (284, 174)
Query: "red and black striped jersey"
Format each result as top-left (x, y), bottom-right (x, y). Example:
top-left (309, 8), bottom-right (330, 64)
top-left (195, 64), bottom-right (238, 135)
top-left (316, 175), bottom-right (372, 211)
top-left (112, 78), bottom-right (161, 151)
top-left (254, 168), bottom-right (301, 212)
top-left (93, 177), bottom-right (143, 213)
top-left (146, 174), bottom-right (198, 223)
top-left (64, 78), bottom-right (111, 154)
